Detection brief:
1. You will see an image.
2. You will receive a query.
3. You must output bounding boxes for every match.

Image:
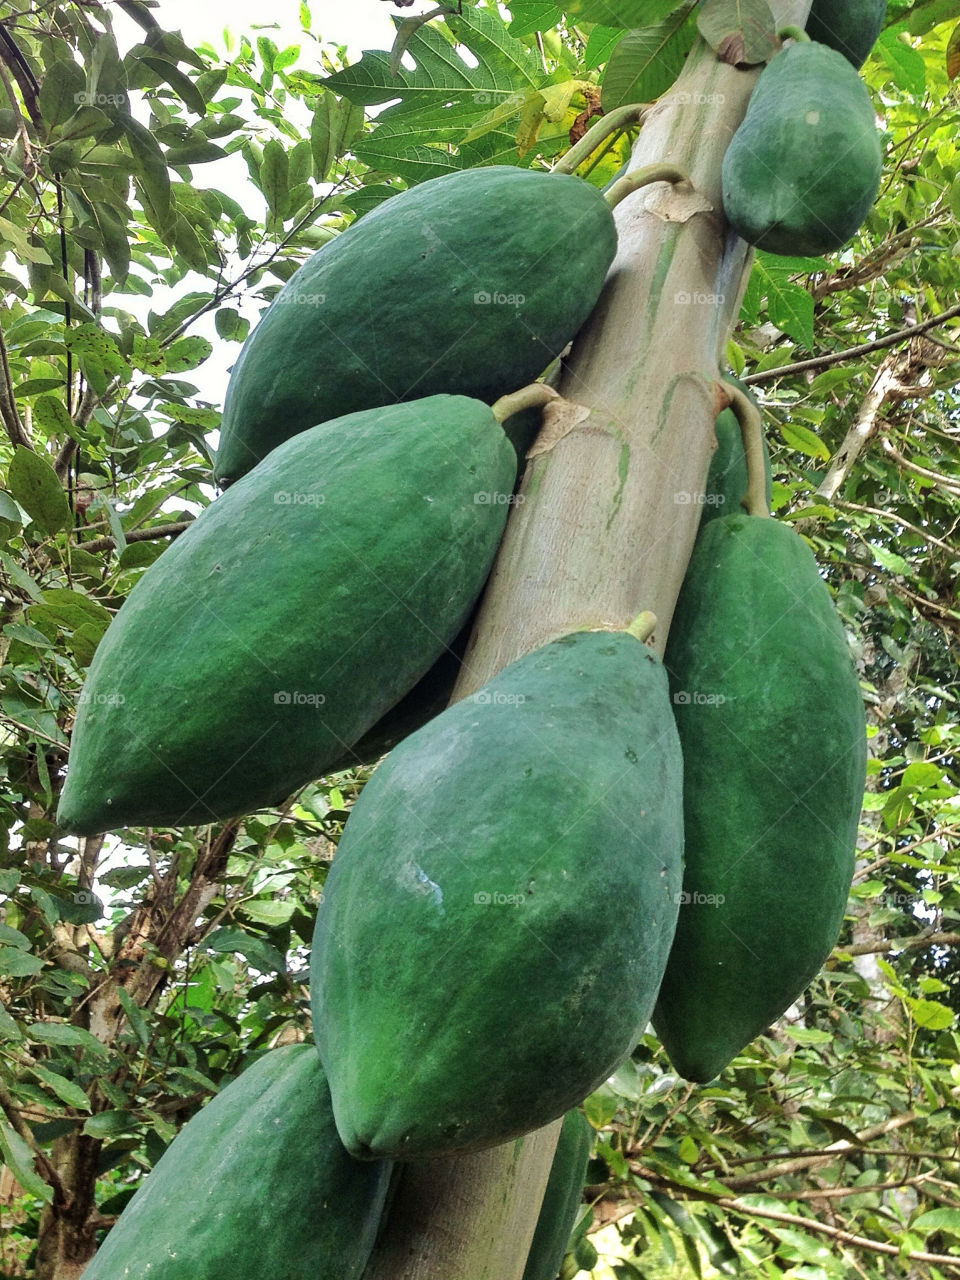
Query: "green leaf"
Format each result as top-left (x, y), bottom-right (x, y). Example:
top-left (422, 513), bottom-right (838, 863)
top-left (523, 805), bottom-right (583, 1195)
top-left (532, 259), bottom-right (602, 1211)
top-left (206, 927), bottom-right (286, 974)
top-left (0, 946), bottom-right (44, 977)
top-left (696, 0), bottom-right (779, 66)
top-left (117, 988), bottom-right (151, 1049)
top-left (39, 59), bottom-right (87, 132)
top-left (214, 308), bottom-right (248, 341)
top-left (164, 336), bottom-right (213, 372)
top-left (781, 1026), bottom-right (834, 1045)
top-left (57, 104), bottom-right (112, 141)
top-left (584, 25), bottom-right (625, 70)
top-left (760, 268), bottom-right (815, 350)
top-left (120, 114), bottom-right (172, 225)
top-left (876, 31), bottom-right (927, 96)
top-left (140, 55), bottom-right (206, 116)
top-left (601, 7), bottom-right (698, 111)
top-left (7, 447), bottom-right (72, 535)
top-left (0, 924), bottom-right (30, 949)
top-left (903, 762), bottom-right (942, 790)
top-left (82, 1110), bottom-right (136, 1138)
top-left (507, 3), bottom-right (564, 37)
top-left (32, 1067), bottom-right (91, 1111)
top-left (564, 0), bottom-right (688, 25)
top-left (0, 1002), bottom-right (21, 1042)
top-left (912, 1209), bottom-right (960, 1237)
top-left (780, 421), bottom-right (831, 461)
top-left (33, 394), bottom-right (76, 442)
top-left (908, 998), bottom-right (954, 1030)
top-left (260, 139), bottom-right (290, 218)
top-left (0, 1118), bottom-right (52, 1202)
top-left (678, 1135), bottom-right (699, 1163)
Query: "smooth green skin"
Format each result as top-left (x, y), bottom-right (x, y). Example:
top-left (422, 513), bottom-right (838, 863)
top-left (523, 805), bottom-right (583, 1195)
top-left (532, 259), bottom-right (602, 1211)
top-left (654, 516), bottom-right (866, 1083)
top-left (700, 377), bottom-right (772, 530)
top-left (806, 0), bottom-right (887, 69)
top-left (522, 1110), bottom-right (593, 1280)
top-left (81, 1044), bottom-right (392, 1280)
top-left (311, 631), bottom-right (684, 1160)
top-left (58, 396), bottom-right (515, 833)
top-left (214, 166), bottom-right (618, 485)
top-left (721, 42), bottom-right (882, 256)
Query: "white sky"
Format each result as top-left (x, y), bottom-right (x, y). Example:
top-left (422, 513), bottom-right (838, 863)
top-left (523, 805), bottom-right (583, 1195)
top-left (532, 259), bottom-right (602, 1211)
top-left (110, 1), bottom-right (451, 436)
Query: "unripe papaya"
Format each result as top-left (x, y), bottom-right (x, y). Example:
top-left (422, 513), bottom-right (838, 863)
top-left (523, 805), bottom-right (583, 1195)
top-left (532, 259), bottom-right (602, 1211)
top-left (214, 166), bottom-right (617, 485)
top-left (653, 515), bottom-right (866, 1082)
top-left (701, 377), bottom-right (771, 529)
top-left (806, 0), bottom-right (887, 69)
top-left (58, 396), bottom-right (516, 833)
top-left (311, 628), bottom-right (684, 1159)
top-left (722, 41), bottom-right (882, 256)
top-left (522, 1110), bottom-right (594, 1280)
top-left (81, 1045), bottom-right (392, 1280)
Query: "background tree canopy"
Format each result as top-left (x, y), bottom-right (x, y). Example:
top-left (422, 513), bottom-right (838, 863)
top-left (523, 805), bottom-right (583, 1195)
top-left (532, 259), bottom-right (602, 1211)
top-left (0, 1), bottom-right (958, 1278)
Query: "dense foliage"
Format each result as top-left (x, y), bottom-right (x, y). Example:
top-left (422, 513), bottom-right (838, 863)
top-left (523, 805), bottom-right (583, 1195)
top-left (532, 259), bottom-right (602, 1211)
top-left (0, 2), bottom-right (958, 1278)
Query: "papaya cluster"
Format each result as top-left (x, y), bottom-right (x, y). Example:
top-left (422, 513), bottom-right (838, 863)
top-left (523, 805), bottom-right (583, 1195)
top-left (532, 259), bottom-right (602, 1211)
top-left (722, 1), bottom-right (887, 257)
top-left (64, 13), bottom-right (875, 1279)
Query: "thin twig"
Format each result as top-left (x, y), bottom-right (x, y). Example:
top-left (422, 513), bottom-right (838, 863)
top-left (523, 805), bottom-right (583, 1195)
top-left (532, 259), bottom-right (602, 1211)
top-left (745, 303), bottom-right (960, 384)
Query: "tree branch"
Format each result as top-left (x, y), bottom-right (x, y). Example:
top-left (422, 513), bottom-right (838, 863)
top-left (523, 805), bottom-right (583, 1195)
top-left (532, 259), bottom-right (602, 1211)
top-left (838, 931), bottom-right (960, 957)
top-left (715, 1196), bottom-right (960, 1267)
top-left (0, 319), bottom-right (31, 450)
top-left (833, 501), bottom-right (957, 557)
top-left (78, 520), bottom-right (192, 555)
top-left (880, 436), bottom-right (960, 494)
top-left (744, 302), bottom-right (960, 385)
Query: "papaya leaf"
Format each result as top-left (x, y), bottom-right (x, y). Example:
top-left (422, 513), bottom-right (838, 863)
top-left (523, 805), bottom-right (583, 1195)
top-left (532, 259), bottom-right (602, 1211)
top-left (564, 0), bottom-right (688, 25)
top-left (600, 7), bottom-right (698, 111)
top-left (7, 448), bottom-right (72, 535)
top-left (507, 3), bottom-right (563, 36)
top-left (584, 24), bottom-right (625, 70)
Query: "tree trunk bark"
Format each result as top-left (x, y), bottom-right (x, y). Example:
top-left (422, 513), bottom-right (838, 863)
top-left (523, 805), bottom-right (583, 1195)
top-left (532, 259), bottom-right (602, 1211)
top-left (364, 4), bottom-right (812, 1277)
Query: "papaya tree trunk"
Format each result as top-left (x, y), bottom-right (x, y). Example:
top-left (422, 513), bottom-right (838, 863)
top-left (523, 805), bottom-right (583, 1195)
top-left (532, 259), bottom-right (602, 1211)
top-left (363, 5), bottom-right (812, 1278)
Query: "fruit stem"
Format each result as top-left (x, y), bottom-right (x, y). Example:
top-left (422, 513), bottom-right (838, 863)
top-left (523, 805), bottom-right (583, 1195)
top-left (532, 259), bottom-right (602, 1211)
top-left (777, 25), bottom-right (810, 43)
top-left (492, 383), bottom-right (560, 424)
top-left (552, 103), bottom-right (649, 176)
top-left (626, 611), bottom-right (658, 643)
top-left (723, 382), bottom-right (770, 518)
top-left (605, 164), bottom-right (689, 210)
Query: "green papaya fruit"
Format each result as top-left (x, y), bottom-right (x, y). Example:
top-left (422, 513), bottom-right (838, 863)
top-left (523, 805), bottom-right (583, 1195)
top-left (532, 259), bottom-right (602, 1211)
top-left (806, 0), bottom-right (886, 69)
top-left (701, 378), bottom-right (772, 529)
top-left (214, 166), bottom-right (617, 485)
top-left (654, 515), bottom-right (866, 1082)
top-left (81, 1044), bottom-right (392, 1280)
top-left (311, 628), bottom-right (684, 1160)
top-left (522, 1110), bottom-right (594, 1280)
top-left (721, 41), bottom-right (882, 256)
top-left (57, 396), bottom-right (516, 833)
